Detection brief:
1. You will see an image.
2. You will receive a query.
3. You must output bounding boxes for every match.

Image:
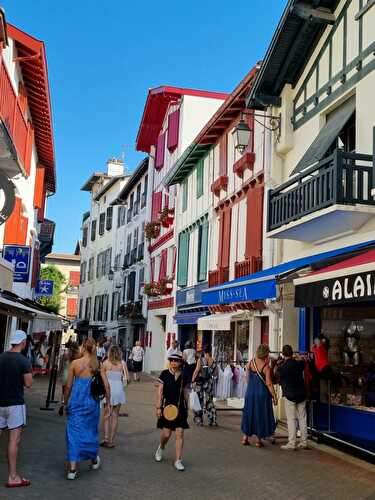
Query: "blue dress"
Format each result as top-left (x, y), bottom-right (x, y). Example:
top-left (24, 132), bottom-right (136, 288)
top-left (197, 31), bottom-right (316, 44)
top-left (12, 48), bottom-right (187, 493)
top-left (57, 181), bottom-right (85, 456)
top-left (66, 377), bottom-right (100, 461)
top-left (241, 367), bottom-right (276, 439)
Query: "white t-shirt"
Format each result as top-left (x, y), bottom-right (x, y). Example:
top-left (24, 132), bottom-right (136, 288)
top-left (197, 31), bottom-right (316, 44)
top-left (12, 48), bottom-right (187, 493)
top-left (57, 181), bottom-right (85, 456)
top-left (132, 346), bottom-right (144, 362)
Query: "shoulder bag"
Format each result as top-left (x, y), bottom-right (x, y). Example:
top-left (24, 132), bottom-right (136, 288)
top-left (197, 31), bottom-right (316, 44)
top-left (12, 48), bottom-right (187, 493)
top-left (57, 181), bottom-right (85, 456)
top-left (90, 369), bottom-right (106, 401)
top-left (163, 375), bottom-right (184, 422)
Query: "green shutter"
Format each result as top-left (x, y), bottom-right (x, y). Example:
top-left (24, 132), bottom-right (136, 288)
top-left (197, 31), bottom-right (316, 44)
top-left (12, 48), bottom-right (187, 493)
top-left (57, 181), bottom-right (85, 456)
top-left (198, 220), bottom-right (208, 282)
top-left (177, 232), bottom-right (189, 287)
top-left (182, 179), bottom-right (188, 212)
top-left (196, 161), bottom-right (204, 199)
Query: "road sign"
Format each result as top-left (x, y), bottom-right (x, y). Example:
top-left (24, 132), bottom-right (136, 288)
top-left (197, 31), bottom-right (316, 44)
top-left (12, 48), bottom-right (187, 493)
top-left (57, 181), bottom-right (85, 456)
top-left (36, 279), bottom-right (54, 296)
top-left (3, 245), bottom-right (31, 283)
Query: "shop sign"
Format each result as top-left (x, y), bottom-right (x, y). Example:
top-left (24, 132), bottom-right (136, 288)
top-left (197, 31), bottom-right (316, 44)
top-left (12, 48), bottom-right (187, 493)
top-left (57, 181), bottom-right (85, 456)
top-left (36, 280), bottom-right (54, 296)
top-left (3, 245), bottom-right (31, 283)
top-left (0, 171), bottom-right (16, 225)
top-left (295, 270), bottom-right (375, 307)
top-left (218, 286), bottom-right (248, 304)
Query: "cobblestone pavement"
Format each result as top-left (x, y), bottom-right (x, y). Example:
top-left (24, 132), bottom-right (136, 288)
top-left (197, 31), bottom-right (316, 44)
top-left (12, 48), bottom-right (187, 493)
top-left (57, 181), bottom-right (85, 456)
top-left (0, 376), bottom-right (374, 500)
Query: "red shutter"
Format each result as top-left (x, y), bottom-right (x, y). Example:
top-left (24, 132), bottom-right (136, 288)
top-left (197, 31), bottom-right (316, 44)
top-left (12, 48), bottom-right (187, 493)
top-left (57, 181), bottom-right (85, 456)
top-left (172, 245), bottom-right (177, 276)
top-left (167, 109), bottom-right (180, 151)
top-left (34, 167), bottom-right (45, 209)
top-left (67, 298), bottom-right (78, 318)
top-left (245, 184), bottom-right (264, 259)
top-left (151, 191), bottom-right (163, 221)
top-left (150, 257), bottom-right (155, 281)
top-left (219, 135), bottom-right (228, 175)
top-left (158, 248), bottom-right (168, 281)
top-left (4, 197), bottom-right (28, 246)
top-left (70, 271), bottom-right (80, 286)
top-left (218, 208), bottom-right (231, 268)
top-left (164, 190), bottom-right (169, 209)
top-left (155, 132), bottom-right (166, 170)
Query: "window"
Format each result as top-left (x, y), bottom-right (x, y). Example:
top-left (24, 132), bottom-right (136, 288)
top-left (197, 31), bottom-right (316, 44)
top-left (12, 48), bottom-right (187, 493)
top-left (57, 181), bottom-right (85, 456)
top-left (79, 299), bottom-right (83, 319)
top-left (127, 272), bottom-right (136, 302)
top-left (88, 257), bottom-right (94, 281)
top-left (91, 220), bottom-right (97, 241)
top-left (80, 262), bottom-right (87, 284)
top-left (111, 291), bottom-right (120, 320)
top-left (151, 192), bottom-right (162, 221)
top-left (196, 161), bottom-right (204, 199)
top-left (127, 234), bottom-right (132, 253)
top-left (99, 213), bottom-right (105, 235)
top-left (123, 275), bottom-right (128, 303)
top-left (138, 267), bottom-right (145, 299)
top-left (85, 297), bottom-right (92, 320)
top-left (141, 222), bottom-right (145, 243)
top-left (105, 248), bottom-right (112, 275)
top-left (82, 226), bottom-right (88, 247)
top-left (134, 184), bottom-right (141, 215)
top-left (155, 133), bottom-right (166, 170)
top-left (133, 227), bottom-right (139, 248)
top-left (106, 207), bottom-right (113, 230)
top-left (182, 179), bottom-right (188, 212)
top-left (102, 295), bottom-right (109, 321)
top-left (117, 207), bottom-right (122, 228)
top-left (197, 220), bottom-right (209, 282)
top-left (70, 271), bottom-right (80, 287)
top-left (141, 175), bottom-right (148, 208)
top-left (177, 232), bottom-right (189, 287)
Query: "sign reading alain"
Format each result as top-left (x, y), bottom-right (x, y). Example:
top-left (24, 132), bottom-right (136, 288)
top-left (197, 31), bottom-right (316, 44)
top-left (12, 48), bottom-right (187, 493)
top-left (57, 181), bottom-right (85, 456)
top-left (295, 270), bottom-right (375, 307)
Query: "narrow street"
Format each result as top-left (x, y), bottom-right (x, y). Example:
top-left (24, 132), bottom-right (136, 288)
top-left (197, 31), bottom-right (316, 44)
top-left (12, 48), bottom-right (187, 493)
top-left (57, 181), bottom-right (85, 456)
top-left (0, 377), bottom-right (374, 500)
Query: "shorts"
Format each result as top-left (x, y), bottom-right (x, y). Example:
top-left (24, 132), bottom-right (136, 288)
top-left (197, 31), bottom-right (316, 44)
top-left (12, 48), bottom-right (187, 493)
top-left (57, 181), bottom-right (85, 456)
top-left (0, 405), bottom-right (27, 430)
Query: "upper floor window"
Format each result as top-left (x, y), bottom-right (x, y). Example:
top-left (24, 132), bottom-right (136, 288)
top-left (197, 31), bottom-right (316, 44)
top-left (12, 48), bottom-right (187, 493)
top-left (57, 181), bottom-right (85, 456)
top-left (182, 179), bottom-right (188, 212)
top-left (91, 220), bottom-right (97, 241)
top-left (82, 226), bottom-right (88, 247)
top-left (196, 161), bottom-right (204, 199)
top-left (99, 213), bottom-right (105, 235)
top-left (133, 227), bottom-right (139, 248)
top-left (142, 175), bottom-right (148, 208)
top-left (106, 207), bottom-right (113, 231)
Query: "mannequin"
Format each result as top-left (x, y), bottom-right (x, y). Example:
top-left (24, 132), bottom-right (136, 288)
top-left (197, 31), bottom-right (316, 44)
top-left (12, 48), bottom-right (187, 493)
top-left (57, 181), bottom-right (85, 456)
top-left (312, 334), bottom-right (332, 379)
top-left (343, 322), bottom-right (362, 366)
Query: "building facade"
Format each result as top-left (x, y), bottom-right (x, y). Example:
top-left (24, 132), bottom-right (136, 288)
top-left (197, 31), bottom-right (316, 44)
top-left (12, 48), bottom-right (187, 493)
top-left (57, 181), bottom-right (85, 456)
top-left (136, 86), bottom-right (227, 372)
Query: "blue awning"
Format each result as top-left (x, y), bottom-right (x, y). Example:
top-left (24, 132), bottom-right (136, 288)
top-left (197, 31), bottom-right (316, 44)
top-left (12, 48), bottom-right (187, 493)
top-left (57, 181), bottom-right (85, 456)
top-left (174, 312), bottom-right (208, 325)
top-left (202, 240), bottom-right (375, 306)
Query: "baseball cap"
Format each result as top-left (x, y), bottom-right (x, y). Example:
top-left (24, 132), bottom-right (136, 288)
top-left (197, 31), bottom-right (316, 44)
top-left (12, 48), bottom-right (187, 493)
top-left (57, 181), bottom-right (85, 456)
top-left (168, 352), bottom-right (183, 361)
top-left (10, 330), bottom-right (27, 345)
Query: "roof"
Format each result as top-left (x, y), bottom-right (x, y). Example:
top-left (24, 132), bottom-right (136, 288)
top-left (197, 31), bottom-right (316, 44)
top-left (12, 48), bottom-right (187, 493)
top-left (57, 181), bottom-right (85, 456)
top-left (247, 0), bottom-right (340, 109)
top-left (80, 172), bottom-right (109, 192)
top-left (7, 24), bottom-right (56, 193)
top-left (93, 175), bottom-right (128, 202)
top-left (136, 86), bottom-right (229, 153)
top-left (112, 157), bottom-right (148, 205)
top-left (45, 253), bottom-right (81, 262)
top-left (165, 64), bottom-right (260, 186)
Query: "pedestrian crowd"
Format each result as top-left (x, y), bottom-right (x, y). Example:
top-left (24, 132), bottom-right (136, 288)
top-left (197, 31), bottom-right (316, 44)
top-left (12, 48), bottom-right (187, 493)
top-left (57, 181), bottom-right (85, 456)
top-left (0, 330), bottom-right (310, 486)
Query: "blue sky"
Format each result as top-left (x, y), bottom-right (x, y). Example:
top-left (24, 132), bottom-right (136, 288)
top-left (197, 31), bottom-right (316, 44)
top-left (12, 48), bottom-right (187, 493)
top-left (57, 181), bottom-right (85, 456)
top-left (3, 0), bottom-right (286, 253)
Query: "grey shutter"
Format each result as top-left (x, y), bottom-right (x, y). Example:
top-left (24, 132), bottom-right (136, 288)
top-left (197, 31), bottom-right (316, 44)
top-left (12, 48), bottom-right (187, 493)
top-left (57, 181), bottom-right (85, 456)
top-left (177, 231), bottom-right (190, 287)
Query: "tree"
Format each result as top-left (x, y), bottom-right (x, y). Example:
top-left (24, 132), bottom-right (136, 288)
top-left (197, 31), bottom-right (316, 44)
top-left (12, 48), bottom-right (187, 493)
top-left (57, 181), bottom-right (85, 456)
top-left (37, 265), bottom-right (66, 314)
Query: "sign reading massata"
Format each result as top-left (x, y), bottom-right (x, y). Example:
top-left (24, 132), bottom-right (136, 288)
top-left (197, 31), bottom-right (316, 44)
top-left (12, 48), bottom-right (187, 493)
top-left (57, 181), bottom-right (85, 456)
top-left (295, 270), bottom-right (375, 307)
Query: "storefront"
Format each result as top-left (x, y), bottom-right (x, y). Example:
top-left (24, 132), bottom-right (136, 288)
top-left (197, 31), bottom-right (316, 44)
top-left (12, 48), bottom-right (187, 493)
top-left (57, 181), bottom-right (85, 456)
top-left (295, 249), bottom-right (375, 461)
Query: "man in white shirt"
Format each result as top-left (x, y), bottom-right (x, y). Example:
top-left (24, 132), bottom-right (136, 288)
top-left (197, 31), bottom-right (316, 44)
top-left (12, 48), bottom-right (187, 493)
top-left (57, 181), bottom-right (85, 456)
top-left (166, 340), bottom-right (180, 359)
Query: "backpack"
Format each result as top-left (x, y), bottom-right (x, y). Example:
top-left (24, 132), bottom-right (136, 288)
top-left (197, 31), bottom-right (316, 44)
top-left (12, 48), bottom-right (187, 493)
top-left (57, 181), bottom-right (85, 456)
top-left (90, 370), bottom-right (106, 401)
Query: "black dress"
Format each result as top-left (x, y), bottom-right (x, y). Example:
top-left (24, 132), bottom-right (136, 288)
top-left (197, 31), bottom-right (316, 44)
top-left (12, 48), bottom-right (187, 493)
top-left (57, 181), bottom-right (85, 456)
top-left (157, 369), bottom-right (189, 430)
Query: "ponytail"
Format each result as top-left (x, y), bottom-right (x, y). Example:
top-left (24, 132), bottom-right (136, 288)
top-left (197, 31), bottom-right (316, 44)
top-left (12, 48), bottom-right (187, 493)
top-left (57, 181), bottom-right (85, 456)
top-left (83, 337), bottom-right (99, 372)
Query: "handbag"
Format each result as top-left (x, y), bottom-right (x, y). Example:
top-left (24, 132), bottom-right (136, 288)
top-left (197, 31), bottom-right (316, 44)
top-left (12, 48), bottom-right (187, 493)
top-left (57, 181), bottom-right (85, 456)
top-left (90, 369), bottom-right (106, 401)
top-left (162, 376), bottom-right (184, 422)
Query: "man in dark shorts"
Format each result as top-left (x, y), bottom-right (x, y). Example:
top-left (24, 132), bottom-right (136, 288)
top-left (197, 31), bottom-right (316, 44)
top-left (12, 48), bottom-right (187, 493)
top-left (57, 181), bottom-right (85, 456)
top-left (0, 330), bottom-right (33, 488)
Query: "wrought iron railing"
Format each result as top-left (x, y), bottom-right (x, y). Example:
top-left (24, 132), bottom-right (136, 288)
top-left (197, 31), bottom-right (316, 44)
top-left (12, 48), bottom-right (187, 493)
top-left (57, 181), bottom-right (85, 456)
top-left (268, 149), bottom-right (375, 232)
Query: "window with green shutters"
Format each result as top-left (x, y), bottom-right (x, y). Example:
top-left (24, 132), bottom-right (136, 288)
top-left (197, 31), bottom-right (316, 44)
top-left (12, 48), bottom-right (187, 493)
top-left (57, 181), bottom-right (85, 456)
top-left (177, 231), bottom-right (190, 287)
top-left (182, 179), bottom-right (188, 212)
top-left (197, 220), bottom-right (208, 282)
top-left (196, 161), bottom-right (204, 199)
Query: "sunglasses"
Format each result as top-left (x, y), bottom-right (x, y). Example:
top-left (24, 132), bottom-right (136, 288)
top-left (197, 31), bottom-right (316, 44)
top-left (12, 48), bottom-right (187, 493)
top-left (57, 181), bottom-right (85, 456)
top-left (170, 359), bottom-right (182, 363)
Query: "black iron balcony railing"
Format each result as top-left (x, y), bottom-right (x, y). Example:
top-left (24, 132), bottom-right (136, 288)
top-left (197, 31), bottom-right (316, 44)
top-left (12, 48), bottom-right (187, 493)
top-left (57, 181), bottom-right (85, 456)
top-left (268, 149), bottom-right (375, 232)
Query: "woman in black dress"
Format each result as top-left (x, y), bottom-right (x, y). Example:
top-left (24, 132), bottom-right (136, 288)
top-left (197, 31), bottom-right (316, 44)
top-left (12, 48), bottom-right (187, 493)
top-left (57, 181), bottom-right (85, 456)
top-left (155, 353), bottom-right (189, 471)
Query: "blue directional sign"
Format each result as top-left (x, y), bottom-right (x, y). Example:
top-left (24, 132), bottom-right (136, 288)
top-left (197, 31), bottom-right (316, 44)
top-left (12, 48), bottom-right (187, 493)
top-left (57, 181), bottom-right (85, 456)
top-left (3, 245), bottom-right (31, 283)
top-left (36, 280), bottom-right (54, 296)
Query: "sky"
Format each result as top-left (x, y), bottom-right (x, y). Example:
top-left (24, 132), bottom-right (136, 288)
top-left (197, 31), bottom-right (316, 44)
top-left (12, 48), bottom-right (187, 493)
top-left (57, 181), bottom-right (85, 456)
top-left (3, 0), bottom-right (286, 253)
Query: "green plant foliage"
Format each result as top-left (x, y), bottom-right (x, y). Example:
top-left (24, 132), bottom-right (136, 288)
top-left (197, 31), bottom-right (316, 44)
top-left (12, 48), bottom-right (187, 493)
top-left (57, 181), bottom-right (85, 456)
top-left (37, 265), bottom-right (67, 314)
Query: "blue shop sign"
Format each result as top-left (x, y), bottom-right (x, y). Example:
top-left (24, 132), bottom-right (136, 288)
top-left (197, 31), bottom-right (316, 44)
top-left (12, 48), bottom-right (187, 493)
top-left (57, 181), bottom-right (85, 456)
top-left (3, 245), bottom-right (31, 283)
top-left (36, 280), bottom-right (54, 296)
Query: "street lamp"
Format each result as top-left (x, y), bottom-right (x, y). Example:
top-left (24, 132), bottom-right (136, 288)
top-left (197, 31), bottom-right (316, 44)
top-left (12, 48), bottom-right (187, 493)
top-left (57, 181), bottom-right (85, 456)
top-left (232, 116), bottom-right (252, 154)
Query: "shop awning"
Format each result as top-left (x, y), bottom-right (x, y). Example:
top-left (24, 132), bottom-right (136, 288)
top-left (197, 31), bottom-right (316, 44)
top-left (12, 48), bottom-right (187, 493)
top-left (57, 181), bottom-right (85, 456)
top-left (294, 248), bottom-right (375, 307)
top-left (197, 312), bottom-right (250, 331)
top-left (201, 240), bottom-right (375, 306)
top-left (174, 311), bottom-right (208, 325)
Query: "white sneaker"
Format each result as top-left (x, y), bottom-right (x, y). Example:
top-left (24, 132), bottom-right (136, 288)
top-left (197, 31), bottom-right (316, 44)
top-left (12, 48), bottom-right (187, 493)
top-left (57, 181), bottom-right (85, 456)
top-left (155, 445), bottom-right (163, 462)
top-left (90, 456), bottom-right (101, 470)
top-left (281, 443), bottom-right (297, 451)
top-left (67, 470), bottom-right (77, 480)
top-left (174, 459), bottom-right (185, 471)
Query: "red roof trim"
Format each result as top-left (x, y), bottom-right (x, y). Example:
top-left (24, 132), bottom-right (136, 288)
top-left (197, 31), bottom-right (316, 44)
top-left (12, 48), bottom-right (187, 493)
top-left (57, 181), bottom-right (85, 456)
top-left (136, 86), bottom-right (228, 153)
top-left (7, 24), bottom-right (56, 193)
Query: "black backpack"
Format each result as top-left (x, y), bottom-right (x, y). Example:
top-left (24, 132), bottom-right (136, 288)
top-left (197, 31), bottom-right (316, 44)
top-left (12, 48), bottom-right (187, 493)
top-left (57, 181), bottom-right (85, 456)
top-left (90, 370), bottom-right (106, 401)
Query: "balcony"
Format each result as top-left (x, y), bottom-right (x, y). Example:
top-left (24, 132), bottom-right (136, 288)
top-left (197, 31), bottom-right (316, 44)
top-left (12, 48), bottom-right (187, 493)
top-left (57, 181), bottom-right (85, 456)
top-left (0, 58), bottom-right (32, 177)
top-left (267, 149), bottom-right (375, 243)
top-left (233, 152), bottom-right (255, 178)
top-left (208, 266), bottom-right (229, 287)
top-left (211, 175), bottom-right (228, 197)
top-left (235, 257), bottom-right (262, 279)
top-left (137, 242), bottom-right (144, 261)
top-left (130, 248), bottom-right (137, 265)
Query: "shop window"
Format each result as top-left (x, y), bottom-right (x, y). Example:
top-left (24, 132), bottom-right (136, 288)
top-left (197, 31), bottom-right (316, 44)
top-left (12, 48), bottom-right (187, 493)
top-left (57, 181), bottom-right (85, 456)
top-left (236, 321), bottom-right (250, 363)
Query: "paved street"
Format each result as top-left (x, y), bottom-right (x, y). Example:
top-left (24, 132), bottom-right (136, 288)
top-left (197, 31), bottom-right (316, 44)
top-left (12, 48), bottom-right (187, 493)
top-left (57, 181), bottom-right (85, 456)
top-left (0, 377), bottom-right (374, 500)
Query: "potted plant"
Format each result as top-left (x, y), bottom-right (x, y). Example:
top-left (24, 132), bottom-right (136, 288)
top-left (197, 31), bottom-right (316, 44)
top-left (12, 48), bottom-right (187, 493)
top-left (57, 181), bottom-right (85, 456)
top-left (144, 282), bottom-right (159, 297)
top-left (145, 221), bottom-right (161, 240)
top-left (159, 207), bottom-right (174, 228)
top-left (158, 277), bottom-right (173, 295)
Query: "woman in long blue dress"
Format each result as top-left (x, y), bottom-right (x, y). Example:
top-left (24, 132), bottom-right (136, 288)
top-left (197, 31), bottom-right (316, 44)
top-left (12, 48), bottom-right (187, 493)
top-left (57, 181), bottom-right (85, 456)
top-left (64, 337), bottom-right (110, 480)
top-left (241, 344), bottom-right (277, 447)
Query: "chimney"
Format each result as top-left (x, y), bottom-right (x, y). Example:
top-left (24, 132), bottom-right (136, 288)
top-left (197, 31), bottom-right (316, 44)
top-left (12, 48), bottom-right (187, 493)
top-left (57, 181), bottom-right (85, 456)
top-left (107, 158), bottom-right (124, 177)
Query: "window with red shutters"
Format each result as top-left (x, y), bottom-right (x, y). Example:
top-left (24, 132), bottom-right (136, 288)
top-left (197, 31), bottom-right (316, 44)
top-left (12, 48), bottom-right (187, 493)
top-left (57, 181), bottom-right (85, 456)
top-left (70, 271), bottom-right (80, 287)
top-left (245, 184), bottom-right (264, 260)
top-left (167, 109), bottom-right (180, 151)
top-left (219, 135), bottom-right (228, 176)
top-left (66, 298), bottom-right (78, 318)
top-left (218, 208), bottom-right (231, 268)
top-left (158, 248), bottom-right (168, 281)
top-left (155, 132), bottom-right (166, 170)
top-left (151, 191), bottom-right (162, 221)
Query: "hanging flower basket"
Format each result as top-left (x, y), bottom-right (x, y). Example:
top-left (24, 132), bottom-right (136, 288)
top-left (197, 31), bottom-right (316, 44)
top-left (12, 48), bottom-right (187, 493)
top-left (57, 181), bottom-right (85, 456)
top-left (159, 208), bottom-right (175, 228)
top-left (145, 221), bottom-right (161, 240)
top-left (144, 282), bottom-right (160, 297)
top-left (158, 277), bottom-right (173, 295)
